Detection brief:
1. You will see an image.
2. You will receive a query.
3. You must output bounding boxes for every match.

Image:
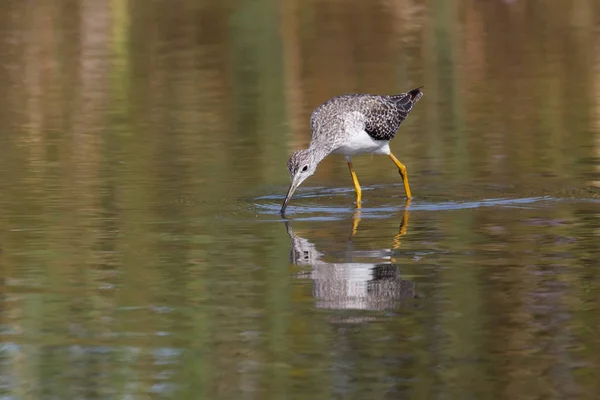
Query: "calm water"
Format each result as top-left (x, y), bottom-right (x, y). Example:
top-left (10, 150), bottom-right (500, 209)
top-left (1, 1), bottom-right (600, 399)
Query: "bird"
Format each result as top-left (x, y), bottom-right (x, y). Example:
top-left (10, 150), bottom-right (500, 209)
top-left (280, 87), bottom-right (423, 216)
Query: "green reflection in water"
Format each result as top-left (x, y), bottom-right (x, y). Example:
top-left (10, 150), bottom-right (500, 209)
top-left (0, 0), bottom-right (599, 399)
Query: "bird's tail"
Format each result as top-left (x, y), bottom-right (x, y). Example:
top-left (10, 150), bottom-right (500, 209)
top-left (407, 86), bottom-right (424, 102)
top-left (391, 86), bottom-right (423, 109)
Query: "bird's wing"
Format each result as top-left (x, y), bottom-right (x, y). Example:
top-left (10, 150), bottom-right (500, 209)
top-left (362, 97), bottom-right (405, 141)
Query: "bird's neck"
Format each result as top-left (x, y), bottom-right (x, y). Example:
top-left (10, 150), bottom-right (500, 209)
top-left (307, 144), bottom-right (330, 164)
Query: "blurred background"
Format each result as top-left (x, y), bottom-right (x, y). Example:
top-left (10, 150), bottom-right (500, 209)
top-left (0, 0), bottom-right (599, 399)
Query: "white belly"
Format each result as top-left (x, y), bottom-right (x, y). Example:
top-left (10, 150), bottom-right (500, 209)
top-left (333, 129), bottom-right (391, 156)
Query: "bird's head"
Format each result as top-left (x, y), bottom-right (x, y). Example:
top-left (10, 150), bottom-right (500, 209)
top-left (280, 149), bottom-right (319, 215)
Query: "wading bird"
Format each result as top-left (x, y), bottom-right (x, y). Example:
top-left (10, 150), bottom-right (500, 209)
top-left (281, 87), bottom-right (423, 215)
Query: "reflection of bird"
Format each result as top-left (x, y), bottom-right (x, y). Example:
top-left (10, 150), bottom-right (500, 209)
top-left (285, 209), bottom-right (416, 311)
top-left (281, 88), bottom-right (423, 215)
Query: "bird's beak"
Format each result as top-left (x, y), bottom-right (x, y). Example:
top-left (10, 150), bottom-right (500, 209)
top-left (280, 175), bottom-right (302, 216)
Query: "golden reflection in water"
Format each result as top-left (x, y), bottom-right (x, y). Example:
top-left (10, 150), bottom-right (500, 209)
top-left (0, 0), bottom-right (599, 398)
top-left (286, 203), bottom-right (415, 312)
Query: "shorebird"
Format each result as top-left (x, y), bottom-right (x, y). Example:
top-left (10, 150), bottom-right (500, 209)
top-left (280, 87), bottom-right (423, 215)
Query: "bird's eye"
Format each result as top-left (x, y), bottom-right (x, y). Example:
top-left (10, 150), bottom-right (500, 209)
top-left (302, 166), bottom-right (308, 172)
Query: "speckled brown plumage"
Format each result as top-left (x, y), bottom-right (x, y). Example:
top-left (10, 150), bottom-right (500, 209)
top-left (281, 87), bottom-right (423, 215)
top-left (310, 87), bottom-right (423, 146)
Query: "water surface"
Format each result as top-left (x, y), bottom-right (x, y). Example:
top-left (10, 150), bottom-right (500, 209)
top-left (1, 1), bottom-right (600, 399)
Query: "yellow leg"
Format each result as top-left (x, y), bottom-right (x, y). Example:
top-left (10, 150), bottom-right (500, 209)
top-left (388, 152), bottom-right (412, 198)
top-left (347, 161), bottom-right (362, 206)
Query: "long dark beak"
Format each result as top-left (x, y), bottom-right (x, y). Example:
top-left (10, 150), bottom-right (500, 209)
top-left (280, 180), bottom-right (300, 216)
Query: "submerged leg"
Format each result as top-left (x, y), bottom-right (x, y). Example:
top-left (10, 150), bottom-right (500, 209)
top-left (347, 159), bottom-right (362, 206)
top-left (350, 209), bottom-right (361, 239)
top-left (392, 199), bottom-right (411, 250)
top-left (388, 152), bottom-right (412, 198)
